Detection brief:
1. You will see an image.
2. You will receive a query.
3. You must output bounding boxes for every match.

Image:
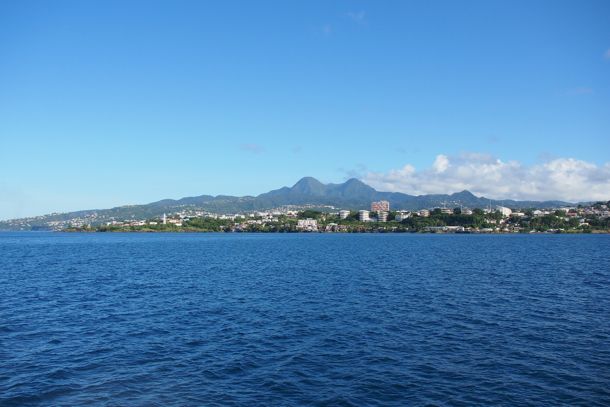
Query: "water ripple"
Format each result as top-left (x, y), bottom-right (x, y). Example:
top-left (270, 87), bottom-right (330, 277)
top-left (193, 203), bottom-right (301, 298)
top-left (1, 233), bottom-right (609, 406)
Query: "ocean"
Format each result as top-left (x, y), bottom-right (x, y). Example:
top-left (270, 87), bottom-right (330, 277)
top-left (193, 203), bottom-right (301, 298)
top-left (1, 232), bottom-right (609, 406)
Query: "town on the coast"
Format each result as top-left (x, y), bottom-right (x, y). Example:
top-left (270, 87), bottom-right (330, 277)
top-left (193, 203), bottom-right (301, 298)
top-left (62, 200), bottom-right (610, 234)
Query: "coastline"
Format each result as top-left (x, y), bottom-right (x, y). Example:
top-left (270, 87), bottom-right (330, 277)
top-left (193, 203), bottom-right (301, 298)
top-left (3, 229), bottom-right (609, 235)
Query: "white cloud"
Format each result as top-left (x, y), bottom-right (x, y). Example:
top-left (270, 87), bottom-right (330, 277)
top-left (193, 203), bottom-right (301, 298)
top-left (432, 154), bottom-right (449, 173)
top-left (347, 11), bottom-right (366, 25)
top-left (604, 48), bottom-right (610, 59)
top-left (362, 153), bottom-right (610, 202)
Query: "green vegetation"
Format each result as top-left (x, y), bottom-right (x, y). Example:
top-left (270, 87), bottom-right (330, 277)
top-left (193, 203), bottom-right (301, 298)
top-left (298, 210), bottom-right (324, 219)
top-left (63, 201), bottom-right (610, 234)
top-left (183, 217), bottom-right (232, 231)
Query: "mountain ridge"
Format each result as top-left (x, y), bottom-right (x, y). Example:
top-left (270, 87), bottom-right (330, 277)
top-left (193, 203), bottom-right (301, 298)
top-left (0, 177), bottom-right (580, 229)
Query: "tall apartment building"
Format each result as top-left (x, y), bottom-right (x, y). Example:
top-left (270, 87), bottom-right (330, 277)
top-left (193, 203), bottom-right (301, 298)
top-left (378, 211), bottom-right (388, 222)
top-left (371, 200), bottom-right (390, 212)
top-left (339, 210), bottom-right (351, 219)
top-left (359, 210), bottom-right (370, 222)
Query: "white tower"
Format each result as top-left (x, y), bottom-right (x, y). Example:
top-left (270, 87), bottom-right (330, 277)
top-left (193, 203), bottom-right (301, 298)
top-left (163, 213), bottom-right (167, 225)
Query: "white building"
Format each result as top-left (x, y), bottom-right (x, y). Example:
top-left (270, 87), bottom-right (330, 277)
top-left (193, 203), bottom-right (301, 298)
top-left (378, 211), bottom-right (388, 222)
top-left (359, 210), bottom-right (370, 222)
top-left (339, 210), bottom-right (351, 219)
top-left (297, 218), bottom-right (318, 231)
top-left (462, 209), bottom-right (473, 215)
top-left (496, 206), bottom-right (512, 217)
top-left (418, 209), bottom-right (430, 217)
top-left (395, 211), bottom-right (411, 222)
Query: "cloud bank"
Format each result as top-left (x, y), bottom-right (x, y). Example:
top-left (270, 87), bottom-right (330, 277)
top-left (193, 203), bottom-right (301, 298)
top-left (362, 153), bottom-right (610, 202)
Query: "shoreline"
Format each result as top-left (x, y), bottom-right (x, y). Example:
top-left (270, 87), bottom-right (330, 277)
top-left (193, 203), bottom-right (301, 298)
top-left (57, 229), bottom-right (610, 234)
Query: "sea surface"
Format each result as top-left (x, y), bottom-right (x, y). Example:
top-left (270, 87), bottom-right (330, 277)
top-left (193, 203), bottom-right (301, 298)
top-left (1, 232), bottom-right (609, 406)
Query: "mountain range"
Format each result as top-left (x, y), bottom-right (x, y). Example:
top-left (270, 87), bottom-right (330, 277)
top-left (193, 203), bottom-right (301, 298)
top-left (0, 177), bottom-right (575, 230)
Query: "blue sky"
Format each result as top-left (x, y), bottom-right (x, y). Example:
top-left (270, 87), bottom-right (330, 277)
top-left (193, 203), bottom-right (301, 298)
top-left (1, 0), bottom-right (609, 219)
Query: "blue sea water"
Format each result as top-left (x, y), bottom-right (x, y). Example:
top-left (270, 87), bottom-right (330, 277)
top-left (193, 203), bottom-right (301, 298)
top-left (1, 232), bottom-right (609, 406)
